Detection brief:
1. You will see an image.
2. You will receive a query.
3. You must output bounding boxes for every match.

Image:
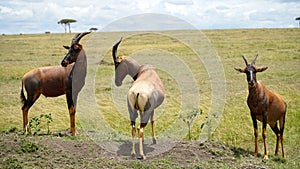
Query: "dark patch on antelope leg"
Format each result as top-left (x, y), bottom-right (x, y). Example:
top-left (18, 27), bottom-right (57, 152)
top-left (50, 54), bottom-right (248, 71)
top-left (251, 114), bottom-right (258, 157)
top-left (140, 123), bottom-right (147, 128)
top-left (262, 111), bottom-right (268, 159)
top-left (66, 80), bottom-right (76, 135)
top-left (280, 103), bottom-right (286, 158)
top-left (131, 121), bottom-right (136, 126)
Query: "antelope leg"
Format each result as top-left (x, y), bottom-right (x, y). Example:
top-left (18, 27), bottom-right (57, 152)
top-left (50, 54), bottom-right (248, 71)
top-left (131, 124), bottom-right (136, 158)
top-left (137, 127), bottom-right (146, 160)
top-left (69, 105), bottom-right (77, 135)
top-left (262, 112), bottom-right (268, 159)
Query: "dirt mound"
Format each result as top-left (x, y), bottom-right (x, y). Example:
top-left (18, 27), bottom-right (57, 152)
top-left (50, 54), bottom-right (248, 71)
top-left (0, 132), bottom-right (271, 168)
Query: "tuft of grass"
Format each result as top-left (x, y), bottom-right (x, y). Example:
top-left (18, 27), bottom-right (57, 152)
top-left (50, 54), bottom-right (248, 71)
top-left (16, 139), bottom-right (39, 153)
top-left (1, 157), bottom-right (23, 169)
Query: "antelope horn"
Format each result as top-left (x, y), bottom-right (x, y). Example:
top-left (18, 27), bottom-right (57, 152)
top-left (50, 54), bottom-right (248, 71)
top-left (112, 37), bottom-right (123, 64)
top-left (251, 54), bottom-right (258, 65)
top-left (72, 32), bottom-right (91, 45)
top-left (242, 55), bottom-right (249, 65)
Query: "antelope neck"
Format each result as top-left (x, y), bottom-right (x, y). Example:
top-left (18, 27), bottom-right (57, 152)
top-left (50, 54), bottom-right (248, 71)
top-left (125, 59), bottom-right (141, 81)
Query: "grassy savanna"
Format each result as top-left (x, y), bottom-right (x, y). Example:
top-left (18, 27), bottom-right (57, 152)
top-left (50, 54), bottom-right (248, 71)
top-left (0, 28), bottom-right (299, 168)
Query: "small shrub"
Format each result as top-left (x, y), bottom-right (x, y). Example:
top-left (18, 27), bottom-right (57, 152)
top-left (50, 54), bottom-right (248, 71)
top-left (29, 117), bottom-right (41, 135)
top-left (2, 157), bottom-right (22, 169)
top-left (29, 113), bottom-right (53, 135)
top-left (180, 108), bottom-right (203, 140)
top-left (17, 139), bottom-right (39, 153)
top-left (1, 126), bottom-right (18, 134)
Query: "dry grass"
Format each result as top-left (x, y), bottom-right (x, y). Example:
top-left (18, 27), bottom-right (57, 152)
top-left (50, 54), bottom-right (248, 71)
top-left (0, 29), bottom-right (299, 167)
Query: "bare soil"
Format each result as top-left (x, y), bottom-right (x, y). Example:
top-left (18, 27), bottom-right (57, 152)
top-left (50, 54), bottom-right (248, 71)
top-left (0, 130), bottom-right (274, 169)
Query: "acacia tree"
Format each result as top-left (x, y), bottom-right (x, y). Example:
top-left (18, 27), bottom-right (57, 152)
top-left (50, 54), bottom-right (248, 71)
top-left (58, 19), bottom-right (77, 33)
top-left (296, 17), bottom-right (300, 27)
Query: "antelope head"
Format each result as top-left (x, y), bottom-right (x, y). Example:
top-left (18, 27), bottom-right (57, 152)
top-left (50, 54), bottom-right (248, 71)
top-left (112, 38), bottom-right (127, 86)
top-left (235, 54), bottom-right (268, 87)
top-left (61, 32), bottom-right (91, 67)
top-left (112, 37), bottom-right (124, 69)
top-left (112, 38), bottom-right (142, 86)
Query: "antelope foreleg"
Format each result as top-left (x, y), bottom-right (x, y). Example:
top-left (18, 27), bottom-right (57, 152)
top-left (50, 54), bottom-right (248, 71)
top-left (69, 105), bottom-right (77, 135)
top-left (262, 128), bottom-right (268, 159)
top-left (251, 114), bottom-right (258, 157)
top-left (262, 112), bottom-right (268, 159)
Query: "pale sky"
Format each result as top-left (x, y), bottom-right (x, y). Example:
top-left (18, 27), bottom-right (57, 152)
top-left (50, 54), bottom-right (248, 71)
top-left (0, 0), bottom-right (299, 34)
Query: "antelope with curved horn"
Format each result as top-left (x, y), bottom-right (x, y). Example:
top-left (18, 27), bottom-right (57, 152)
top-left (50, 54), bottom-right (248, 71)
top-left (112, 38), bottom-right (165, 160)
top-left (20, 32), bottom-right (90, 135)
top-left (235, 54), bottom-right (287, 159)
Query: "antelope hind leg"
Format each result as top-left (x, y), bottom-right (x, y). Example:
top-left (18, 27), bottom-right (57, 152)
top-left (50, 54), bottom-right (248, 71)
top-left (137, 127), bottom-right (146, 160)
top-left (131, 123), bottom-right (136, 158)
top-left (151, 120), bottom-right (156, 144)
top-left (22, 107), bottom-right (30, 134)
top-left (271, 124), bottom-right (280, 156)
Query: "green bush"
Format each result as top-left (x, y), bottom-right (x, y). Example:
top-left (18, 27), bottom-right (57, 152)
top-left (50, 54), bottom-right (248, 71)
top-left (2, 157), bottom-right (22, 169)
top-left (180, 108), bottom-right (203, 140)
top-left (29, 113), bottom-right (53, 135)
top-left (17, 139), bottom-right (39, 153)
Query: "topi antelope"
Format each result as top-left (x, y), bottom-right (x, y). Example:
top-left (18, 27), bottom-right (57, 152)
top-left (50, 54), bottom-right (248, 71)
top-left (20, 32), bottom-right (90, 135)
top-left (235, 54), bottom-right (287, 159)
top-left (112, 38), bottom-right (165, 160)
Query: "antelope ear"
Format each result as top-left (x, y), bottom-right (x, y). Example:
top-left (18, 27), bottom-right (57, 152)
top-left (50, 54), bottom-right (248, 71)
top-left (234, 68), bottom-right (245, 73)
top-left (257, 67), bottom-right (268, 72)
top-left (63, 45), bottom-right (70, 50)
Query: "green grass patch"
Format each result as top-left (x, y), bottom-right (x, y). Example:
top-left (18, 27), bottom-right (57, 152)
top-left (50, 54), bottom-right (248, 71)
top-left (0, 29), bottom-right (299, 168)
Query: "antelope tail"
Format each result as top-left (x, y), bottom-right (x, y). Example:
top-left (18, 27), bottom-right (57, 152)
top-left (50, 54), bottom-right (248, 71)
top-left (20, 82), bottom-right (27, 106)
top-left (134, 93), bottom-right (150, 112)
top-left (134, 93), bottom-right (140, 110)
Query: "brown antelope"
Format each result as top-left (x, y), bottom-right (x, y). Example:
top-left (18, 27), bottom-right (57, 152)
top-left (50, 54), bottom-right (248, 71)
top-left (20, 32), bottom-right (90, 135)
top-left (112, 38), bottom-right (165, 160)
top-left (235, 54), bottom-right (287, 159)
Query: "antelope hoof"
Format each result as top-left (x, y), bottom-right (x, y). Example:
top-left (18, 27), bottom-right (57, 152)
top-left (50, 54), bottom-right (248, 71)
top-left (153, 138), bottom-right (157, 144)
top-left (25, 125), bottom-right (30, 132)
top-left (263, 155), bottom-right (268, 160)
top-left (137, 155), bottom-right (146, 160)
top-left (70, 129), bottom-right (78, 136)
top-left (131, 152), bottom-right (136, 159)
